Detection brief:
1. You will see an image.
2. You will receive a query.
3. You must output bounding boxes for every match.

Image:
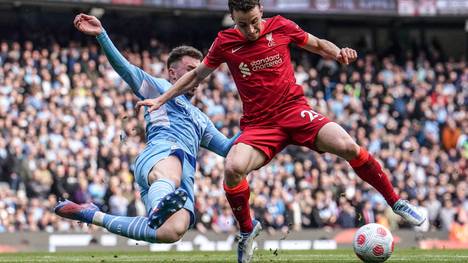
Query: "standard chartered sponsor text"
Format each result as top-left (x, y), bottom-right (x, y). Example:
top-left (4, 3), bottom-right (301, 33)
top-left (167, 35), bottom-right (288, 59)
top-left (250, 53), bottom-right (282, 71)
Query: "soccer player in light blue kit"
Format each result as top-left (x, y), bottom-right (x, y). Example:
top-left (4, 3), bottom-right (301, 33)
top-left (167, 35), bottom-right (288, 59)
top-left (55, 14), bottom-right (239, 243)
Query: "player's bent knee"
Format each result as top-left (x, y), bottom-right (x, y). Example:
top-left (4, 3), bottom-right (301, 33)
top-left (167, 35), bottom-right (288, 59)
top-left (157, 224), bottom-right (187, 243)
top-left (169, 230), bottom-right (184, 243)
top-left (341, 139), bottom-right (360, 160)
top-left (225, 159), bottom-right (247, 177)
top-left (225, 176), bottom-right (243, 188)
top-left (224, 161), bottom-right (245, 186)
top-left (158, 210), bottom-right (190, 243)
top-left (169, 224), bottom-right (188, 242)
top-left (326, 135), bottom-right (360, 160)
top-left (164, 231), bottom-right (182, 243)
top-left (173, 226), bottom-right (187, 241)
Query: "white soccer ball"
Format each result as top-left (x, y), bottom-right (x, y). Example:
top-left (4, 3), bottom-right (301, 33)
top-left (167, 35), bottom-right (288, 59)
top-left (353, 223), bottom-right (394, 262)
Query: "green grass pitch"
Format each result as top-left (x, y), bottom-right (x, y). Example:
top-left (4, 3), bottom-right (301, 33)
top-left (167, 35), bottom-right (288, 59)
top-left (0, 249), bottom-right (467, 262)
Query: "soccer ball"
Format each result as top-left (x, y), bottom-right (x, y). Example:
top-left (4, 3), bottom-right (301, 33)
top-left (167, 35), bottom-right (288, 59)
top-left (353, 223), bottom-right (394, 262)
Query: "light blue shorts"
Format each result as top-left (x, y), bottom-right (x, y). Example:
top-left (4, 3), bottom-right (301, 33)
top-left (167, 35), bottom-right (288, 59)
top-left (133, 140), bottom-right (196, 227)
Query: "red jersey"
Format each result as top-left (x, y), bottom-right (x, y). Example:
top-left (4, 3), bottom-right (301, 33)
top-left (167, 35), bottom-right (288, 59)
top-left (203, 15), bottom-right (309, 127)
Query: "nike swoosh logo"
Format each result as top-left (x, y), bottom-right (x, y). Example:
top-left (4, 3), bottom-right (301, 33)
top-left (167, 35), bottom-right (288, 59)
top-left (232, 45), bottom-right (244, 53)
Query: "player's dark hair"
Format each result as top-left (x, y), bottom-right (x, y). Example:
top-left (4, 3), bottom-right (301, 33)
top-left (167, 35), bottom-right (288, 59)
top-left (167, 46), bottom-right (203, 69)
top-left (228, 0), bottom-right (261, 13)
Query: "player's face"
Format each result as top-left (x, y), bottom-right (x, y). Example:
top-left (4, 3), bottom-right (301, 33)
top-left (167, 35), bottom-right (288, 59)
top-left (168, 56), bottom-right (201, 98)
top-left (232, 5), bottom-right (263, 41)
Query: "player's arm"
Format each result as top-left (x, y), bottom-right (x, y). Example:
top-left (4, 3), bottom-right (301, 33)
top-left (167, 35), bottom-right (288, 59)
top-left (74, 13), bottom-right (151, 98)
top-left (201, 119), bottom-right (241, 157)
top-left (281, 16), bottom-right (357, 65)
top-left (96, 31), bottom-right (147, 93)
top-left (301, 33), bottom-right (357, 65)
top-left (136, 63), bottom-right (214, 112)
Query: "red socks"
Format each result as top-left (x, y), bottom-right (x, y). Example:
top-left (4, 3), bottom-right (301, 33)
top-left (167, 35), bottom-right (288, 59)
top-left (224, 179), bottom-right (253, 233)
top-left (349, 148), bottom-right (400, 207)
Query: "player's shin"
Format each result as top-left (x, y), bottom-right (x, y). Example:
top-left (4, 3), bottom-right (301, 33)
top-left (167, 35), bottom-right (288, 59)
top-left (349, 147), bottom-right (400, 207)
top-left (94, 213), bottom-right (157, 243)
top-left (224, 178), bottom-right (253, 233)
top-left (149, 178), bottom-right (176, 209)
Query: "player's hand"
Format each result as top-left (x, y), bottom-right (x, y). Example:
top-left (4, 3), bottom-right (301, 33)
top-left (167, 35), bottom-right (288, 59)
top-left (135, 97), bottom-right (164, 113)
top-left (337, 47), bottom-right (357, 65)
top-left (74, 13), bottom-right (103, 36)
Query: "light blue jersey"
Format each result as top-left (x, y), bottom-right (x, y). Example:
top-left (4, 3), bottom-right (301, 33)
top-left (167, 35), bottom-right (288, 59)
top-left (97, 31), bottom-right (238, 225)
top-left (97, 31), bottom-right (236, 157)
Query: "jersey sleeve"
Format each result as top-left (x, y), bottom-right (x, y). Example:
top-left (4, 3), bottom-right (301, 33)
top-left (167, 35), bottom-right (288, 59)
top-left (200, 118), bottom-right (240, 157)
top-left (96, 30), bottom-right (166, 99)
top-left (280, 16), bottom-right (309, 47)
top-left (203, 36), bottom-right (224, 69)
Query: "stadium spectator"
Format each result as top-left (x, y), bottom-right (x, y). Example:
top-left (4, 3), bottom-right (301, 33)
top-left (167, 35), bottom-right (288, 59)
top-left (449, 207), bottom-right (468, 243)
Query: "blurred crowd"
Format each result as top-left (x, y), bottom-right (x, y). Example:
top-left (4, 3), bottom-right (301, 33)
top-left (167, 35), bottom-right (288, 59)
top-left (0, 32), bottom-right (466, 239)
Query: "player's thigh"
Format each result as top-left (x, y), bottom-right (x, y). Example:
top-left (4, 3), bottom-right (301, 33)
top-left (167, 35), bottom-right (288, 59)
top-left (315, 122), bottom-right (360, 160)
top-left (226, 127), bottom-right (288, 176)
top-left (225, 142), bottom-right (267, 176)
top-left (148, 155), bottom-right (182, 185)
top-left (134, 144), bottom-right (170, 190)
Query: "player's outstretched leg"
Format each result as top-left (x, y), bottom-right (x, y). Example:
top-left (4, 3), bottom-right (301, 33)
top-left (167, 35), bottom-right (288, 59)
top-left (315, 123), bottom-right (426, 226)
top-left (148, 189), bottom-right (188, 228)
top-left (349, 148), bottom-right (426, 226)
top-left (54, 200), bottom-right (158, 243)
top-left (237, 219), bottom-right (262, 263)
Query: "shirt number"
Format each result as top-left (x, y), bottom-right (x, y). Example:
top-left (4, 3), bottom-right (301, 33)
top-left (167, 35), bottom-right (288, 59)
top-left (300, 110), bottom-right (324, 122)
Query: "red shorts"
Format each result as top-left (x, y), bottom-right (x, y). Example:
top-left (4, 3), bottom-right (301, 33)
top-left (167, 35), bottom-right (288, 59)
top-left (236, 102), bottom-right (330, 163)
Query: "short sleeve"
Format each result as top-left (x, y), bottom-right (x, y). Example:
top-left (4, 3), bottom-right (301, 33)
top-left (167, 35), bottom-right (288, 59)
top-left (203, 36), bottom-right (224, 69)
top-left (281, 17), bottom-right (308, 47)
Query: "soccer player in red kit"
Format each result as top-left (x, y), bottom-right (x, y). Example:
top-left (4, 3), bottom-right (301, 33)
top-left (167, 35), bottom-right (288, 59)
top-left (137, 1), bottom-right (426, 262)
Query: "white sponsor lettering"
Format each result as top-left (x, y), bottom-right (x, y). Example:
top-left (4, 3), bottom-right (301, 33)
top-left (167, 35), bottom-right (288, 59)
top-left (250, 53), bottom-right (283, 71)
